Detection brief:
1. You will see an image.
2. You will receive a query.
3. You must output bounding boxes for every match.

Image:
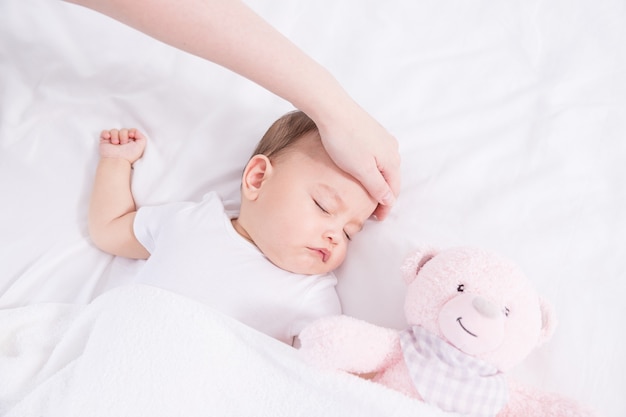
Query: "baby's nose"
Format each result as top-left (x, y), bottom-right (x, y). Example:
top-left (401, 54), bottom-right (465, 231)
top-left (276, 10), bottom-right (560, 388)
top-left (323, 228), bottom-right (341, 243)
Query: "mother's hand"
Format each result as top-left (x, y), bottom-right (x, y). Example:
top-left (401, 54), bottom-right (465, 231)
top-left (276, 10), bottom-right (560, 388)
top-left (317, 106), bottom-right (400, 220)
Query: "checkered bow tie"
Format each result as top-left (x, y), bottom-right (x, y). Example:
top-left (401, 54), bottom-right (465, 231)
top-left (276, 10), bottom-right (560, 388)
top-left (399, 326), bottom-right (508, 417)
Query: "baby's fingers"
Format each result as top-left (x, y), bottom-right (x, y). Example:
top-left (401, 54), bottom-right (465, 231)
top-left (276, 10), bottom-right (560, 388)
top-left (100, 129), bottom-right (112, 142)
top-left (100, 129), bottom-right (121, 144)
top-left (130, 129), bottom-right (146, 143)
top-left (128, 128), bottom-right (147, 144)
top-left (105, 129), bottom-right (121, 145)
top-left (118, 128), bottom-right (131, 145)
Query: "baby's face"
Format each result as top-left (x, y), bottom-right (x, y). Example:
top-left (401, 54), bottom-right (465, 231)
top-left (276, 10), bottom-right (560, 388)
top-left (239, 133), bottom-right (377, 275)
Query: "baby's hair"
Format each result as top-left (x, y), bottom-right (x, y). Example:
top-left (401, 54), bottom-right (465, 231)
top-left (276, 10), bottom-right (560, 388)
top-left (251, 110), bottom-right (318, 160)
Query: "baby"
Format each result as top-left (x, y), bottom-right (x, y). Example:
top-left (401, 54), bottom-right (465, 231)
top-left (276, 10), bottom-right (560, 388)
top-left (88, 110), bottom-right (377, 345)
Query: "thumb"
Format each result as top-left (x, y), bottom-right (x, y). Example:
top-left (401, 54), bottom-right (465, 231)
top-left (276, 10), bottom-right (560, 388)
top-left (356, 164), bottom-right (399, 220)
top-left (365, 161), bottom-right (400, 205)
top-left (367, 174), bottom-right (396, 207)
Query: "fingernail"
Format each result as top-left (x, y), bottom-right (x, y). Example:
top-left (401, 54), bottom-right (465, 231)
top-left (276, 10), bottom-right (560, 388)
top-left (381, 191), bottom-right (395, 206)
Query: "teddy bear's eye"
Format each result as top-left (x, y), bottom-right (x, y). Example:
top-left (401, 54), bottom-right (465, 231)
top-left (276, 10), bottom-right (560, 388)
top-left (504, 307), bottom-right (510, 317)
top-left (457, 284), bottom-right (465, 292)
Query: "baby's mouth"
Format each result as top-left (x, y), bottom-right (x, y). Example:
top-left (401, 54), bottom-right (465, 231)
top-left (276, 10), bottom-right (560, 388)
top-left (310, 248), bottom-right (330, 262)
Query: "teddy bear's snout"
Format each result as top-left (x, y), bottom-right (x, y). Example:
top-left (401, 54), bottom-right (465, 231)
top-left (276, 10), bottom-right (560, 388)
top-left (439, 293), bottom-right (506, 355)
top-left (472, 296), bottom-right (501, 319)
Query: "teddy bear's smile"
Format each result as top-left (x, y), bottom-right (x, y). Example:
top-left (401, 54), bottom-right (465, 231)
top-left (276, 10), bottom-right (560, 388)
top-left (456, 317), bottom-right (477, 337)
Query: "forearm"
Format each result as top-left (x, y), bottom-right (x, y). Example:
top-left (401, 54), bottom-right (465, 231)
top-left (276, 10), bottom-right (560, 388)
top-left (63, 0), bottom-right (356, 125)
top-left (88, 158), bottom-right (147, 258)
top-left (67, 0), bottom-right (400, 218)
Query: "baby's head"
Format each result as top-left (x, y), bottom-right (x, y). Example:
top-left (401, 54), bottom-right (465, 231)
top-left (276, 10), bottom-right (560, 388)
top-left (232, 110), bottom-right (377, 275)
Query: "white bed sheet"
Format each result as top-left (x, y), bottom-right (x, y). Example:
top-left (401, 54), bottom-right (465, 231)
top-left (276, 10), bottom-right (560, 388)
top-left (1, 0), bottom-right (624, 416)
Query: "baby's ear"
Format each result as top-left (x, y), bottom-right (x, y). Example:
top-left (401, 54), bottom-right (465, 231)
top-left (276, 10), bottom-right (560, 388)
top-left (241, 155), bottom-right (272, 201)
top-left (400, 246), bottom-right (438, 285)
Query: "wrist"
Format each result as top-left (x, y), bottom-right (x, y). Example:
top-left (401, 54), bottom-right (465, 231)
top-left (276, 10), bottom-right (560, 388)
top-left (299, 85), bottom-right (362, 136)
top-left (285, 68), bottom-right (356, 129)
top-left (99, 156), bottom-right (135, 169)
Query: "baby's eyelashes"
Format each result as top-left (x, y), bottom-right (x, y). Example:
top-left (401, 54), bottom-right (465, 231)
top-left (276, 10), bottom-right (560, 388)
top-left (314, 197), bottom-right (362, 242)
top-left (314, 199), bottom-right (329, 214)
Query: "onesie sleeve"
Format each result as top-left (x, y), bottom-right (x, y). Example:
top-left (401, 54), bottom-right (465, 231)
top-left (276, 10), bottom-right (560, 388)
top-left (133, 201), bottom-right (195, 254)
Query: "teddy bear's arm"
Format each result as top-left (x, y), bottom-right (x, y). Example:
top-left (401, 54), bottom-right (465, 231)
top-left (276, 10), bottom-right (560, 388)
top-left (298, 315), bottom-right (401, 374)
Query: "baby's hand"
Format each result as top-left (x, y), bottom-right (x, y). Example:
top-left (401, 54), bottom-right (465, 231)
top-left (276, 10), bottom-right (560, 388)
top-left (99, 128), bottom-right (147, 164)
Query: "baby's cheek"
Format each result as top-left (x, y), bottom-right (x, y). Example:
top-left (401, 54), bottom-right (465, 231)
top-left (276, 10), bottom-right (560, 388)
top-left (332, 246), bottom-right (348, 269)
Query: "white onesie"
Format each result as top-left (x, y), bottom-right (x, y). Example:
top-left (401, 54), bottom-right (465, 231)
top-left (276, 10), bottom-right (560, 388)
top-left (133, 192), bottom-right (341, 344)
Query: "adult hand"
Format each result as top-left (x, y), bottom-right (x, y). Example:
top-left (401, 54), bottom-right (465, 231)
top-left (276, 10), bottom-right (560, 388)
top-left (316, 106), bottom-right (400, 221)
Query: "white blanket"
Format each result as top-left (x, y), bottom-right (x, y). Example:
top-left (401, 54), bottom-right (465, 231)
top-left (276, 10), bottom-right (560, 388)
top-left (0, 285), bottom-right (451, 417)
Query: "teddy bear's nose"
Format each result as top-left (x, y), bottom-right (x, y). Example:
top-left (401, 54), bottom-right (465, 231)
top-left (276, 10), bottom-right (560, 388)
top-left (472, 296), bottom-right (501, 318)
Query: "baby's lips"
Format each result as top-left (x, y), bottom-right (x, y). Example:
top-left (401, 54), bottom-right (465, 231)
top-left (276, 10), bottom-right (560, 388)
top-left (309, 247), bottom-right (330, 262)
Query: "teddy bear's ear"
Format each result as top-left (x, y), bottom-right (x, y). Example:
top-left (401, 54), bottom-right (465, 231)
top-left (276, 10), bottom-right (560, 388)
top-left (537, 296), bottom-right (558, 346)
top-left (400, 246), bottom-right (439, 285)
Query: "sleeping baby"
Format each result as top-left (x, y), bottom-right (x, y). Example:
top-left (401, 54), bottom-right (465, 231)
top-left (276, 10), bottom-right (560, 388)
top-left (88, 110), bottom-right (377, 346)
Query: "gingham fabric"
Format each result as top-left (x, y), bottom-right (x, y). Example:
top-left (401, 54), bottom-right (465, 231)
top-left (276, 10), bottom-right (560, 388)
top-left (399, 326), bottom-right (508, 417)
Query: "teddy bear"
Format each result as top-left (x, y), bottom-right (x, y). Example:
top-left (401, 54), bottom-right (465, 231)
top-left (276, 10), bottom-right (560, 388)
top-left (298, 246), bottom-right (595, 417)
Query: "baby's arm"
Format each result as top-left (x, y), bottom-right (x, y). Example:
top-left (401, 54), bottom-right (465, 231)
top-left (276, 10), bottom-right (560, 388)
top-left (88, 128), bottom-right (150, 259)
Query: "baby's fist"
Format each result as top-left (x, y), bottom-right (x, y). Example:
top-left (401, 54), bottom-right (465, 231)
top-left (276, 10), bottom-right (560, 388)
top-left (99, 128), bottom-right (146, 164)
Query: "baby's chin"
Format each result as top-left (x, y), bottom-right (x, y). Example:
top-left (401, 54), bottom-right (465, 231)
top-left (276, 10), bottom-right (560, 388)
top-left (269, 256), bottom-right (334, 276)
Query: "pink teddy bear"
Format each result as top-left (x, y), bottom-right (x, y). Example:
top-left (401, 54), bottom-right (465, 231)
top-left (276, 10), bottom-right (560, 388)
top-left (299, 246), bottom-right (596, 417)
